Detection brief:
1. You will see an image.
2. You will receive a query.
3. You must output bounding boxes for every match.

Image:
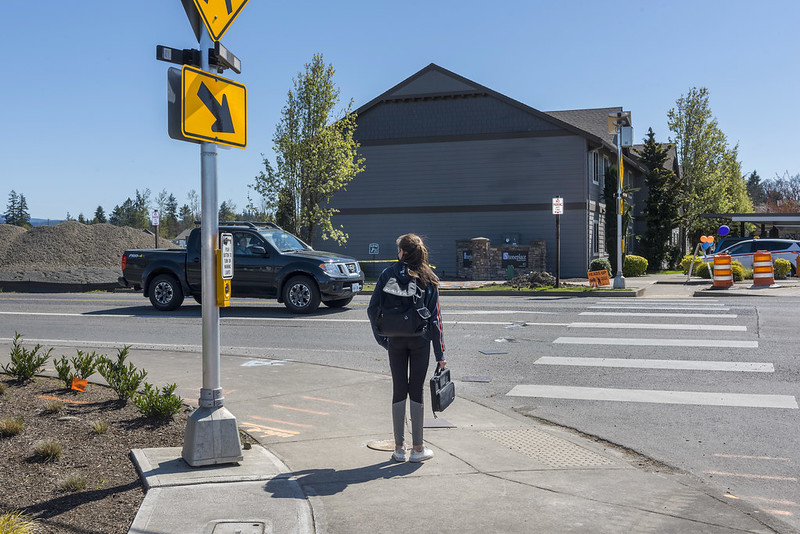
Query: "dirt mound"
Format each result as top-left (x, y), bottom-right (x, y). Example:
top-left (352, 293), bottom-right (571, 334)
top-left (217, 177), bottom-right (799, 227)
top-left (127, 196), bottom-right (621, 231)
top-left (0, 222), bottom-right (181, 284)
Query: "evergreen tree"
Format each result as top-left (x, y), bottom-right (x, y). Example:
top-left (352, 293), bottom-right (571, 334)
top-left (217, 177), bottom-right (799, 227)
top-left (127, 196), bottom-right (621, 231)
top-left (635, 128), bottom-right (681, 270)
top-left (746, 170), bottom-right (766, 206)
top-left (252, 54), bottom-right (364, 245)
top-left (93, 206), bottom-right (107, 224)
top-left (77, 213), bottom-right (86, 224)
top-left (218, 200), bottom-right (236, 221)
top-left (4, 190), bottom-right (20, 226)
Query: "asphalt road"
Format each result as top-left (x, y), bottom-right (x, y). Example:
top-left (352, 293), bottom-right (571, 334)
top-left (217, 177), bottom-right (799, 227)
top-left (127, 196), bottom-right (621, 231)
top-left (1, 291), bottom-right (798, 529)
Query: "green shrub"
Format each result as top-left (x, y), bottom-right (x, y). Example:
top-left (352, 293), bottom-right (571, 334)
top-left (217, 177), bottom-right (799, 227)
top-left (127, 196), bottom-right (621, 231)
top-left (97, 346), bottom-right (147, 402)
top-left (54, 355), bottom-right (72, 388)
top-left (681, 255), bottom-right (712, 277)
top-left (774, 258), bottom-right (792, 279)
top-left (731, 262), bottom-right (745, 282)
top-left (2, 332), bottom-right (53, 383)
top-left (622, 255), bottom-right (648, 277)
top-left (0, 510), bottom-right (38, 534)
top-left (695, 261), bottom-right (711, 278)
top-left (54, 350), bottom-right (101, 389)
top-left (589, 258), bottom-right (612, 277)
top-left (33, 439), bottom-right (63, 462)
top-left (0, 382), bottom-right (6, 395)
top-left (0, 416), bottom-right (25, 437)
top-left (134, 383), bottom-right (184, 419)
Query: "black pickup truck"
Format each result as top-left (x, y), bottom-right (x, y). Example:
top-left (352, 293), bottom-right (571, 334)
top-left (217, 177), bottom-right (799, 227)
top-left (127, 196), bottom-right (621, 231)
top-left (119, 222), bottom-right (364, 313)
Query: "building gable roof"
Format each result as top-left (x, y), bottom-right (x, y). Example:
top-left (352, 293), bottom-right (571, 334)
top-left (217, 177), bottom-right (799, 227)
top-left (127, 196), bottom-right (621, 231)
top-left (355, 63), bottom-right (606, 145)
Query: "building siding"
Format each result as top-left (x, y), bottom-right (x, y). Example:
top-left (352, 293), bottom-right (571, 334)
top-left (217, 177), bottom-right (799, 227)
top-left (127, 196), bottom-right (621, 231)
top-left (326, 136), bottom-right (591, 277)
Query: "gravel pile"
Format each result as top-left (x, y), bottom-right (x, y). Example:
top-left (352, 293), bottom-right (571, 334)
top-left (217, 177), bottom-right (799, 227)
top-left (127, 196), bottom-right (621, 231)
top-left (0, 222), bottom-right (181, 284)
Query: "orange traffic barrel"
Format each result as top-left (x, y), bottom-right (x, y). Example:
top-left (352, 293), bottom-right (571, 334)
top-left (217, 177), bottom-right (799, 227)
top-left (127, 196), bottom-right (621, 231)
top-left (752, 250), bottom-right (774, 286)
top-left (712, 253), bottom-right (733, 288)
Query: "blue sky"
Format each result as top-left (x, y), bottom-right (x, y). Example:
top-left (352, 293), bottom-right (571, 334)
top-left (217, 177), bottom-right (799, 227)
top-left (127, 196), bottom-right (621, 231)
top-left (3, 1), bottom-right (799, 220)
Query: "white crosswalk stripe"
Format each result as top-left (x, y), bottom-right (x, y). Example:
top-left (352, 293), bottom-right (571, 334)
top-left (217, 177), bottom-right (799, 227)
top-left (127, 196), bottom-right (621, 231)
top-left (507, 298), bottom-right (798, 409)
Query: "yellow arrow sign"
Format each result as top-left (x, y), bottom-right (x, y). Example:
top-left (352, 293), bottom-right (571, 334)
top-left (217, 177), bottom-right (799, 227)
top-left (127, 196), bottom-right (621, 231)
top-left (192, 0), bottom-right (249, 41)
top-left (182, 65), bottom-right (247, 148)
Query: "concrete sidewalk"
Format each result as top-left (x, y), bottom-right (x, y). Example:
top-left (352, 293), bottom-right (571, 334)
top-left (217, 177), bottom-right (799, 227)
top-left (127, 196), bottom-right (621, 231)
top-left (129, 356), bottom-right (790, 533)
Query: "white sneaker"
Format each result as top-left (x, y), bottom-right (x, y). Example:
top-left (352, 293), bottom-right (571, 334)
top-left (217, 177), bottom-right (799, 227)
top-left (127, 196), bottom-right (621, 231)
top-left (392, 448), bottom-right (406, 462)
top-left (409, 447), bottom-right (434, 462)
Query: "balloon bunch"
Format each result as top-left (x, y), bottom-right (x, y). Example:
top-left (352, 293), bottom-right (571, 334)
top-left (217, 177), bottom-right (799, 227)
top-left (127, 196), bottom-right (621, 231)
top-left (700, 235), bottom-right (715, 250)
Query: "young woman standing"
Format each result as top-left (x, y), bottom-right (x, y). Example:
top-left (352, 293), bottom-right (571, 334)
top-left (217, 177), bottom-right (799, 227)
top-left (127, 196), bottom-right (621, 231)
top-left (367, 234), bottom-right (445, 462)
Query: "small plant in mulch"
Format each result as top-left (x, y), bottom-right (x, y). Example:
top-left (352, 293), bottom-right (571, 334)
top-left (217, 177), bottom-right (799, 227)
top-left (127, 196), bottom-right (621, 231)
top-left (90, 420), bottom-right (109, 435)
top-left (41, 399), bottom-right (64, 415)
top-left (32, 439), bottom-right (63, 462)
top-left (1, 332), bottom-right (53, 383)
top-left (0, 382), bottom-right (7, 395)
top-left (509, 271), bottom-right (557, 289)
top-left (0, 510), bottom-right (38, 533)
top-left (134, 383), bottom-right (184, 419)
top-left (0, 416), bottom-right (25, 437)
top-left (97, 346), bottom-right (147, 402)
top-left (57, 474), bottom-right (87, 492)
top-left (54, 349), bottom-right (101, 389)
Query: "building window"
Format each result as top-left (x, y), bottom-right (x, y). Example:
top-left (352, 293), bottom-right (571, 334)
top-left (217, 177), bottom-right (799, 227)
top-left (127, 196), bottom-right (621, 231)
top-left (593, 219), bottom-right (600, 255)
top-left (591, 153), bottom-right (600, 185)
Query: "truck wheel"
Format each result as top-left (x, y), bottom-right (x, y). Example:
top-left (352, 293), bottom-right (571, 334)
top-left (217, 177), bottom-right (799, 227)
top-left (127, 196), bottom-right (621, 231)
top-left (323, 297), bottom-right (353, 308)
top-left (149, 274), bottom-right (184, 311)
top-left (193, 295), bottom-right (202, 305)
top-left (283, 275), bottom-right (320, 314)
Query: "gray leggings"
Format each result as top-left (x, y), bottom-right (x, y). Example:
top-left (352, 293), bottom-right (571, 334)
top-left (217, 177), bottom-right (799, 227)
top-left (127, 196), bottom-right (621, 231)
top-left (388, 336), bottom-right (431, 447)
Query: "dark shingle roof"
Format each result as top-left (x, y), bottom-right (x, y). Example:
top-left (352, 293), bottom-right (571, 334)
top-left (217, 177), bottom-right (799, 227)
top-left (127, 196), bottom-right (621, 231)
top-left (544, 107), bottom-right (622, 145)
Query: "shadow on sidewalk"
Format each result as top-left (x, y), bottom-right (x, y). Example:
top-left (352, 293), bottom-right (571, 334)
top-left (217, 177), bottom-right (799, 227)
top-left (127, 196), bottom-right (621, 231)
top-left (264, 460), bottom-right (422, 498)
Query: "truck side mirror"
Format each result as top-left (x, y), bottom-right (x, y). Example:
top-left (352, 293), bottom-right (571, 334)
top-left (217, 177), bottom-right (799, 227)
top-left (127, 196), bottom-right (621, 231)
top-left (250, 245), bottom-right (267, 256)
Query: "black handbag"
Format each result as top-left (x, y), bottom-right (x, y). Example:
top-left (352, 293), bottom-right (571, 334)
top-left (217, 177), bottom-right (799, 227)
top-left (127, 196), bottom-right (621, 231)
top-left (429, 366), bottom-right (455, 417)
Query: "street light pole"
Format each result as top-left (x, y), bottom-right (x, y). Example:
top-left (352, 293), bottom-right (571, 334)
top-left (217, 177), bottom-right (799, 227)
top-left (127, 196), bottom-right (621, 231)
top-left (608, 111), bottom-right (631, 290)
top-left (613, 123), bottom-right (625, 289)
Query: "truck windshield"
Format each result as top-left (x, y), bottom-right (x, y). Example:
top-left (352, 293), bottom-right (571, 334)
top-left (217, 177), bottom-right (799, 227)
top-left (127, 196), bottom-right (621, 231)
top-left (259, 230), bottom-right (311, 252)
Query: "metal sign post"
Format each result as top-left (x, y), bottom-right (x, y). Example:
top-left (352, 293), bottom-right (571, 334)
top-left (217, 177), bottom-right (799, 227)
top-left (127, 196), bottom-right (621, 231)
top-left (151, 210), bottom-right (160, 248)
top-left (552, 197), bottom-right (563, 288)
top-left (169, 4), bottom-right (247, 466)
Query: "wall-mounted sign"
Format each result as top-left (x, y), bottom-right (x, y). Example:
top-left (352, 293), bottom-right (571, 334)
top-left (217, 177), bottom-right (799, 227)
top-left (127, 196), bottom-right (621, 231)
top-left (462, 251), bottom-right (473, 268)
top-left (501, 251), bottom-right (527, 268)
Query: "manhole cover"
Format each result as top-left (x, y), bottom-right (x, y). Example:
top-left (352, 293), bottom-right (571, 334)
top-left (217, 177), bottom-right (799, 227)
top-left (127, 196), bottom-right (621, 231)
top-left (481, 428), bottom-right (615, 468)
top-left (366, 439), bottom-right (397, 452)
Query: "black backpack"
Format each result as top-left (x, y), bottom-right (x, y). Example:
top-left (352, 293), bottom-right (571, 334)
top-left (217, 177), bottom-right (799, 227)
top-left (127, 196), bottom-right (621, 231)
top-left (376, 277), bottom-right (431, 337)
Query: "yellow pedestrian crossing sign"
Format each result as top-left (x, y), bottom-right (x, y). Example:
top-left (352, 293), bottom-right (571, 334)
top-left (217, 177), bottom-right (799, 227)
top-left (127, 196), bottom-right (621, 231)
top-left (193, 0), bottom-right (249, 41)
top-left (181, 65), bottom-right (246, 148)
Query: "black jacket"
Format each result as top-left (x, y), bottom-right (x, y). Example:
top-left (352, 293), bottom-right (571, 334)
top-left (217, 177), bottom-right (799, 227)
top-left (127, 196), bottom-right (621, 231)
top-left (367, 262), bottom-right (445, 361)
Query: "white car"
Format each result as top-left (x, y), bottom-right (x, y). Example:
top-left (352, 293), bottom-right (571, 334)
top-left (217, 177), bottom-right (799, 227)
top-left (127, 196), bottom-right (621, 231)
top-left (705, 238), bottom-right (800, 274)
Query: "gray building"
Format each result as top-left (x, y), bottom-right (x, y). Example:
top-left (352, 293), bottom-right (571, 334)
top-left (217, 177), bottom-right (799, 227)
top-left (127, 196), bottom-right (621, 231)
top-left (325, 63), bottom-right (647, 279)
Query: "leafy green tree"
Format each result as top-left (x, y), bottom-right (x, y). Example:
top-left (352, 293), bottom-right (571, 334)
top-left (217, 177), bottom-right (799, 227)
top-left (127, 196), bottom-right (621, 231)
top-left (93, 206), bottom-right (107, 224)
top-left (252, 54), bottom-right (365, 245)
top-left (667, 87), bottom-right (751, 250)
top-left (77, 213), bottom-right (86, 224)
top-left (635, 128), bottom-right (681, 270)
